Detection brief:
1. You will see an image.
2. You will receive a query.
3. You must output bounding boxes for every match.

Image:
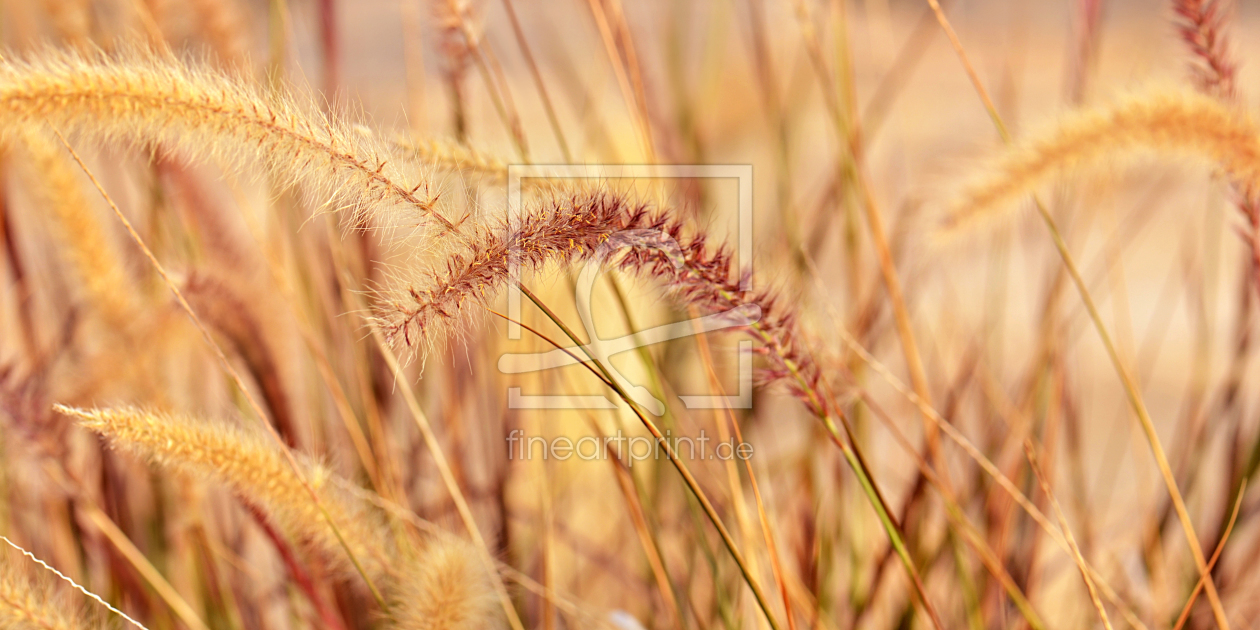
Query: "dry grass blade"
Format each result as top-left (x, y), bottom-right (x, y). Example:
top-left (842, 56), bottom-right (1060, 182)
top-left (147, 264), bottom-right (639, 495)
top-left (798, 247), bottom-right (1146, 628)
top-left (336, 223), bottom-right (525, 630)
top-left (78, 504), bottom-right (211, 630)
top-left (924, 7), bottom-right (1233, 624)
top-left (790, 0), bottom-right (944, 473)
top-left (1172, 479), bottom-right (1246, 630)
top-left (365, 329), bottom-right (525, 630)
top-left (0, 4), bottom-right (1254, 630)
top-left (1025, 443), bottom-right (1113, 630)
top-left (835, 319), bottom-right (1149, 629)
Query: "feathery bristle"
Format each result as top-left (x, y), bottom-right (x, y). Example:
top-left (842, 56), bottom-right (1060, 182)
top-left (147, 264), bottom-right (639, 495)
top-left (0, 553), bottom-right (86, 630)
top-left (379, 189), bottom-right (825, 413)
top-left (58, 405), bottom-right (392, 582)
top-left (389, 535), bottom-right (505, 630)
top-left (379, 191), bottom-right (641, 350)
top-left (941, 88), bottom-right (1260, 232)
top-left (0, 48), bottom-right (452, 232)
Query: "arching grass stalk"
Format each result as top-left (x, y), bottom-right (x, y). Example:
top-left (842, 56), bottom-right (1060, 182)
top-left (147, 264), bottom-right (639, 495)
top-left (923, 4), bottom-right (1232, 626)
top-left (515, 282), bottom-right (947, 630)
top-left (516, 284), bottom-right (785, 630)
top-left (383, 186), bottom-right (941, 628)
top-left (841, 387), bottom-right (1051, 630)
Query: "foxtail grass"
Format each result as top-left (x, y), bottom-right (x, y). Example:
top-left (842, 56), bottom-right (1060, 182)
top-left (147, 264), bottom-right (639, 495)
top-left (379, 190), bottom-right (823, 407)
top-left (942, 88), bottom-right (1260, 233)
top-left (925, 7), bottom-right (1234, 626)
top-left (181, 272), bottom-right (297, 446)
top-left (57, 405), bottom-right (393, 583)
top-left (0, 48), bottom-right (454, 231)
top-left (59, 405), bottom-right (512, 629)
top-left (390, 535), bottom-right (506, 630)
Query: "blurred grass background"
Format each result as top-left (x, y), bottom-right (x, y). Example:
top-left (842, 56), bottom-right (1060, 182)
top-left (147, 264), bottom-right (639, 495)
top-left (0, 0), bottom-right (1258, 629)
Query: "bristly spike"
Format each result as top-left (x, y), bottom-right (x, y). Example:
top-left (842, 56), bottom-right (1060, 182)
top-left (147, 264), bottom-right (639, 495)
top-left (0, 47), bottom-right (456, 232)
top-left (374, 190), bottom-right (822, 410)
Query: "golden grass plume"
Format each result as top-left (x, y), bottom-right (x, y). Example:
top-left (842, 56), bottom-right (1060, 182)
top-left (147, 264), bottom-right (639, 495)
top-left (389, 534), bottom-right (505, 630)
top-left (0, 48), bottom-right (454, 231)
top-left (56, 404), bottom-right (392, 582)
top-left (0, 552), bottom-right (86, 630)
top-left (941, 88), bottom-right (1260, 232)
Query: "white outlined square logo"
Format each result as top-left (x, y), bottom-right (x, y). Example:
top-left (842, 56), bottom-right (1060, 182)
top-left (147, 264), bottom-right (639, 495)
top-left (497, 165), bottom-right (755, 415)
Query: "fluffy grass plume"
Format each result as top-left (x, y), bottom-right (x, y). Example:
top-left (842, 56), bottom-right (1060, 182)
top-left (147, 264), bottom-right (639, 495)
top-left (389, 535), bottom-right (505, 630)
top-left (381, 189), bottom-right (824, 412)
top-left (0, 554), bottom-right (86, 630)
top-left (0, 48), bottom-right (454, 231)
top-left (56, 405), bottom-right (392, 582)
top-left (60, 406), bottom-right (504, 628)
top-left (942, 88), bottom-right (1260, 231)
top-left (378, 191), bottom-right (641, 349)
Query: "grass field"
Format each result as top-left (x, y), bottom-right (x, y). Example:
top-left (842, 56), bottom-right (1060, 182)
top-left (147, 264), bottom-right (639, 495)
top-left (0, 0), bottom-right (1257, 629)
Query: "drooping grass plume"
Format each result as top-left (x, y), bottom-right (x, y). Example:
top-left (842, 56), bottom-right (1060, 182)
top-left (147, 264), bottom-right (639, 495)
top-left (389, 535), bottom-right (505, 630)
top-left (0, 48), bottom-right (454, 231)
top-left (11, 130), bottom-right (136, 332)
top-left (941, 88), bottom-right (1260, 232)
top-left (56, 405), bottom-right (392, 583)
top-left (378, 191), bottom-right (637, 349)
top-left (58, 405), bottom-right (508, 629)
top-left (379, 190), bottom-right (824, 413)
